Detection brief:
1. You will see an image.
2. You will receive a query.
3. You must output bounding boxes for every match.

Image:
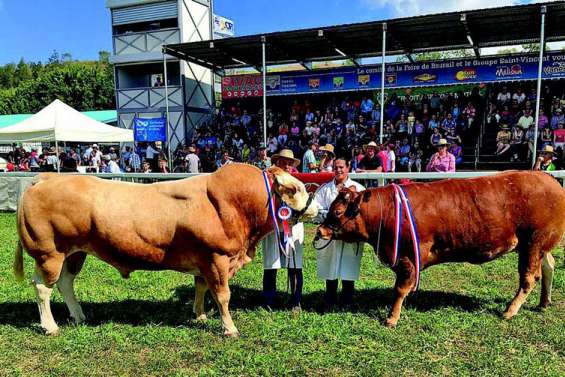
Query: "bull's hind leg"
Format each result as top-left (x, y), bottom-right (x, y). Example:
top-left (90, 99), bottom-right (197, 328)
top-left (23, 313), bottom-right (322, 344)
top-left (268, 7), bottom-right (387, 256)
top-left (503, 239), bottom-right (544, 319)
top-left (193, 275), bottom-right (209, 321)
top-left (540, 252), bottom-right (555, 309)
top-left (57, 252), bottom-right (87, 324)
top-left (386, 256), bottom-right (416, 328)
top-left (204, 256), bottom-right (239, 337)
top-left (32, 253), bottom-right (65, 336)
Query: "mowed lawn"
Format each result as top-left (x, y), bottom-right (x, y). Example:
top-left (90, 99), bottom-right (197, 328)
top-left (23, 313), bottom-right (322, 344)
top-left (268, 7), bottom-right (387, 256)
top-left (0, 213), bottom-right (563, 377)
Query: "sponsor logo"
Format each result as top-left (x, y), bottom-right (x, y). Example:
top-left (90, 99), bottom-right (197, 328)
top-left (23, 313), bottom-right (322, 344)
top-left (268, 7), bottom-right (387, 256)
top-left (333, 76), bottom-right (344, 88)
top-left (543, 62), bottom-right (565, 76)
top-left (358, 74), bottom-right (370, 86)
top-left (455, 68), bottom-right (477, 81)
top-left (266, 75), bottom-right (281, 90)
top-left (309, 78), bottom-right (320, 89)
top-left (495, 64), bottom-right (523, 77)
top-left (413, 73), bottom-right (437, 83)
top-left (385, 73), bottom-right (397, 85)
top-left (214, 15), bottom-right (234, 36)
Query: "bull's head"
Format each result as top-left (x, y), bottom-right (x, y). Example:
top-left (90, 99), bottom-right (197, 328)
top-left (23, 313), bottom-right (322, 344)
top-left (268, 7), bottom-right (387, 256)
top-left (267, 167), bottom-right (318, 220)
top-left (316, 186), bottom-right (369, 242)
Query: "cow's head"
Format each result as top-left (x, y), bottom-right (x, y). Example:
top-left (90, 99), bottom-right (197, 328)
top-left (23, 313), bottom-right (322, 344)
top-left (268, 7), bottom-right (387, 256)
top-left (316, 186), bottom-right (369, 243)
top-left (267, 167), bottom-right (318, 220)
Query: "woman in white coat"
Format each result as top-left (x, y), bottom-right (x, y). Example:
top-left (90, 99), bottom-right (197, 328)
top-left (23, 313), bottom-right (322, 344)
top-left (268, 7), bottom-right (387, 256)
top-left (262, 149), bottom-right (304, 311)
top-left (314, 157), bottom-right (364, 309)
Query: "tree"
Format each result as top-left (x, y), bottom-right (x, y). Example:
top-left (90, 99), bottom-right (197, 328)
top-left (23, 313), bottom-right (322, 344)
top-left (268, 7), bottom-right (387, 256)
top-left (98, 50), bottom-right (111, 63)
top-left (61, 52), bottom-right (73, 63)
top-left (47, 50), bottom-right (60, 65)
top-left (15, 58), bottom-right (33, 85)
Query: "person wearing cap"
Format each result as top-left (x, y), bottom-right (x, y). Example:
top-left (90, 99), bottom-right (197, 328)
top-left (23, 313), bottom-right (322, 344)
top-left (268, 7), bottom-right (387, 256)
top-left (550, 108), bottom-right (564, 130)
top-left (302, 141), bottom-right (319, 173)
top-left (185, 145), bottom-right (200, 173)
top-left (356, 141), bottom-right (383, 173)
top-left (495, 123), bottom-right (512, 156)
top-left (534, 145), bottom-right (556, 172)
top-left (314, 156), bottom-right (365, 310)
top-left (553, 121), bottom-right (565, 151)
top-left (261, 149), bottom-right (304, 311)
top-left (253, 144), bottom-right (271, 170)
top-left (426, 139), bottom-right (455, 172)
top-left (318, 144), bottom-right (335, 172)
top-left (104, 154), bottom-right (121, 174)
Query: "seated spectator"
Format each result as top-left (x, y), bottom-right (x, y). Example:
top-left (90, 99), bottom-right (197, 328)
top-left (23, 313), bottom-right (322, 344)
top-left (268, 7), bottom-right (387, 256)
top-left (537, 109), bottom-right (549, 130)
top-left (430, 127), bottom-right (442, 148)
top-left (445, 128), bottom-right (461, 146)
top-left (449, 141), bottom-right (463, 166)
top-left (318, 144), bottom-right (335, 172)
top-left (398, 139), bottom-right (411, 169)
top-left (462, 102), bottom-right (476, 129)
top-left (540, 127), bottom-right (553, 147)
top-left (510, 125), bottom-right (525, 162)
top-left (554, 121), bottom-right (565, 151)
top-left (513, 88), bottom-right (526, 104)
top-left (426, 139), bottom-right (455, 172)
top-left (217, 150), bottom-right (233, 169)
top-left (517, 110), bottom-right (534, 130)
top-left (495, 124), bottom-right (512, 156)
top-left (441, 113), bottom-right (457, 133)
top-left (551, 108), bottom-right (564, 130)
top-left (408, 141), bottom-right (423, 173)
top-left (534, 145), bottom-right (556, 171)
top-left (356, 141), bottom-right (383, 173)
top-left (497, 86), bottom-right (511, 105)
top-left (141, 160), bottom-right (152, 173)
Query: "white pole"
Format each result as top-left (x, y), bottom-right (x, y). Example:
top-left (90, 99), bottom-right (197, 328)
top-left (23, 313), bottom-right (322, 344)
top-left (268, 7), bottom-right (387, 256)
top-left (379, 23), bottom-right (387, 145)
top-left (163, 51), bottom-right (172, 172)
top-left (55, 138), bottom-right (60, 173)
top-left (532, 6), bottom-right (546, 169)
top-left (262, 36), bottom-right (267, 147)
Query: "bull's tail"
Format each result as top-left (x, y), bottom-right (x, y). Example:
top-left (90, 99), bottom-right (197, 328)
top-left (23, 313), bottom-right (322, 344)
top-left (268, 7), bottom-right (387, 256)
top-left (14, 240), bottom-right (24, 282)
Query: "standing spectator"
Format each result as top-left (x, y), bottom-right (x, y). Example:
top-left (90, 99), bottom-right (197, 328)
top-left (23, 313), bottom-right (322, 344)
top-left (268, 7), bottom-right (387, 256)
top-left (253, 144), bottom-right (271, 170)
top-left (408, 141), bottom-right (423, 172)
top-left (377, 144), bottom-right (388, 173)
top-left (104, 155), bottom-right (121, 173)
top-left (462, 102), bottom-right (476, 130)
top-left (217, 150), bottom-right (233, 169)
top-left (29, 148), bottom-right (40, 172)
top-left (318, 144), bottom-right (335, 172)
top-left (426, 139), bottom-right (456, 172)
top-left (145, 142), bottom-right (160, 171)
top-left (129, 147), bottom-right (141, 172)
top-left (361, 96), bottom-right (374, 119)
top-left (185, 146), bottom-right (200, 173)
top-left (302, 142), bottom-right (318, 173)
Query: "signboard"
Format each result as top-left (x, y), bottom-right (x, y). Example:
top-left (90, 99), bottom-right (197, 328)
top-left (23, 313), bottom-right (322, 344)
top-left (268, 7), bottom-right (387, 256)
top-left (213, 14), bottom-right (235, 38)
top-left (221, 52), bottom-right (565, 98)
top-left (133, 117), bottom-right (167, 142)
top-left (221, 75), bottom-right (263, 98)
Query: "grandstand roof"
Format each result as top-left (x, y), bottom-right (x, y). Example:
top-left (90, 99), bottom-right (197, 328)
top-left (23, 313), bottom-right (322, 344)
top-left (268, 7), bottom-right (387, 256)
top-left (163, 1), bottom-right (565, 71)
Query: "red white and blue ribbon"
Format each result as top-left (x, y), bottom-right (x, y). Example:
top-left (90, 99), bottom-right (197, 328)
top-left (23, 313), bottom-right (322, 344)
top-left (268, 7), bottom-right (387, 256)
top-left (262, 171), bottom-right (293, 256)
top-left (391, 184), bottom-right (422, 291)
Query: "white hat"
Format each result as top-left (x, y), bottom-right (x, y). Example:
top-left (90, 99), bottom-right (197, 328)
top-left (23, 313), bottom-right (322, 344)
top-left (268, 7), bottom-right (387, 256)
top-left (92, 144), bottom-right (99, 148)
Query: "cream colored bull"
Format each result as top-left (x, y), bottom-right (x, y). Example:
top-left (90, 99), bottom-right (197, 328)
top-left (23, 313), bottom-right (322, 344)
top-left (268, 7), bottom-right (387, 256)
top-left (14, 164), bottom-right (318, 336)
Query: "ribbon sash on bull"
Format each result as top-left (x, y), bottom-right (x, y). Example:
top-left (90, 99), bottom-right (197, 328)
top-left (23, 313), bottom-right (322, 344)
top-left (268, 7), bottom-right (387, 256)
top-left (391, 184), bottom-right (422, 291)
top-left (262, 171), bottom-right (294, 257)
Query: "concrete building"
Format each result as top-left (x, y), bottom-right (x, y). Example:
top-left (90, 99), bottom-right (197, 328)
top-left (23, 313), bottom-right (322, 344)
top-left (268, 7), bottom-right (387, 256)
top-left (105, 0), bottom-right (215, 150)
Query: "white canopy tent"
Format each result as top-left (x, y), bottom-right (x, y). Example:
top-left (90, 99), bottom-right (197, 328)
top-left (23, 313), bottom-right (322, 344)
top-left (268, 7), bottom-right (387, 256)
top-left (0, 99), bottom-right (133, 143)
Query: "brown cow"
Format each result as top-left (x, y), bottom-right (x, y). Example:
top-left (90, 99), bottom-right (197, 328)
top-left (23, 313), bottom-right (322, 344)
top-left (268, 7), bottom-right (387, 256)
top-left (316, 171), bottom-right (565, 327)
top-left (14, 163), bottom-right (318, 336)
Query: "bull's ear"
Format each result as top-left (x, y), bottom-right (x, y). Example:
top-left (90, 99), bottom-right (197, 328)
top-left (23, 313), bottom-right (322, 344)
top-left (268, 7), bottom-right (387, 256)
top-left (342, 187), bottom-right (357, 201)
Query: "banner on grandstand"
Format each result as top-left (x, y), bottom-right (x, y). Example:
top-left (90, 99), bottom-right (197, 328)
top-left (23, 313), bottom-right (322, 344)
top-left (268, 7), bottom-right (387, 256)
top-left (213, 14), bottom-right (235, 38)
top-left (221, 52), bottom-right (565, 98)
top-left (133, 117), bottom-right (167, 142)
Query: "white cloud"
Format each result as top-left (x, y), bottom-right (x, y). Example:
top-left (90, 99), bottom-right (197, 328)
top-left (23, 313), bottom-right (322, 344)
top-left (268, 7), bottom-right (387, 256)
top-left (362, 0), bottom-right (523, 17)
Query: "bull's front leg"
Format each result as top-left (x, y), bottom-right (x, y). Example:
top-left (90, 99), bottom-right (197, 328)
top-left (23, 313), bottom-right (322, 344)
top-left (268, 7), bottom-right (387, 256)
top-left (204, 256), bottom-right (239, 337)
top-left (386, 256), bottom-right (416, 328)
top-left (193, 275), bottom-right (209, 321)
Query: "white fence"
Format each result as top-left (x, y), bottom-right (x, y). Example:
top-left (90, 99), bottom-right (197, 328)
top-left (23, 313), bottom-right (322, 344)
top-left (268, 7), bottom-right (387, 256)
top-left (1, 170), bottom-right (564, 212)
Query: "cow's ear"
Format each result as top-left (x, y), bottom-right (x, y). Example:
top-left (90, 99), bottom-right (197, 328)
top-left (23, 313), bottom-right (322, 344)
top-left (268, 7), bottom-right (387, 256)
top-left (343, 187), bottom-right (356, 201)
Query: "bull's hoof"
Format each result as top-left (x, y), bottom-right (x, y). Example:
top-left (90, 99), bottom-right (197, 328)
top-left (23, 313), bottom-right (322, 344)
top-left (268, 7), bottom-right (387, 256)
top-left (384, 318), bottom-right (398, 328)
top-left (502, 310), bottom-right (515, 320)
top-left (539, 301), bottom-right (551, 310)
top-left (71, 313), bottom-right (86, 324)
top-left (45, 327), bottom-right (60, 337)
top-left (224, 329), bottom-right (240, 338)
top-left (195, 314), bottom-right (208, 322)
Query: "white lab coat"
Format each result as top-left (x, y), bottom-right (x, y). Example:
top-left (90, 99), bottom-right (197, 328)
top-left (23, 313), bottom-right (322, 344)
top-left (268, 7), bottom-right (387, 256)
top-left (314, 178), bottom-right (365, 281)
top-left (262, 223), bottom-right (304, 269)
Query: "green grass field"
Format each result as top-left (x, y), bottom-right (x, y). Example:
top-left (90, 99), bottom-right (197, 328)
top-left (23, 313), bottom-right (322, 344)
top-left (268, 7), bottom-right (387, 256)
top-left (0, 212), bottom-right (563, 376)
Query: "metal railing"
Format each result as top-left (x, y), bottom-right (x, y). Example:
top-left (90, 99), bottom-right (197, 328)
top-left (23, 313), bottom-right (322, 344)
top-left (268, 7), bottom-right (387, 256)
top-left (113, 28), bottom-right (180, 56)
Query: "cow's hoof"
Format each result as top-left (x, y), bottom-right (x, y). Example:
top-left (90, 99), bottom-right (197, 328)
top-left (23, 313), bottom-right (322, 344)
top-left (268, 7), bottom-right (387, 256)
top-left (195, 314), bottom-right (208, 322)
top-left (224, 329), bottom-right (240, 338)
top-left (72, 313), bottom-right (86, 324)
top-left (539, 301), bottom-right (551, 310)
top-left (502, 311), bottom-right (515, 320)
top-left (384, 318), bottom-right (398, 328)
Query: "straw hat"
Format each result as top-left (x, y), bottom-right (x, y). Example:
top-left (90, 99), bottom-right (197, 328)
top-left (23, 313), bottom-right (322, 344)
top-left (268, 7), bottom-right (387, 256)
top-left (319, 144), bottom-right (335, 157)
top-left (435, 139), bottom-right (449, 147)
top-left (271, 149), bottom-right (300, 167)
top-left (366, 141), bottom-right (378, 149)
top-left (500, 123), bottom-right (510, 130)
top-left (541, 145), bottom-right (555, 154)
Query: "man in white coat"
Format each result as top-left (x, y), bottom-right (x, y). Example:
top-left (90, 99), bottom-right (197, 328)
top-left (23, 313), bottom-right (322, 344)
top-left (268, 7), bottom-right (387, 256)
top-left (262, 149), bottom-right (304, 311)
top-left (314, 157), bottom-right (365, 310)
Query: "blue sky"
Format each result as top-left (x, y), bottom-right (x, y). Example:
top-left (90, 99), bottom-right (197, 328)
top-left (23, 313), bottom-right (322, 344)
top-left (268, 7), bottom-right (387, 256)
top-left (0, 0), bottom-right (552, 65)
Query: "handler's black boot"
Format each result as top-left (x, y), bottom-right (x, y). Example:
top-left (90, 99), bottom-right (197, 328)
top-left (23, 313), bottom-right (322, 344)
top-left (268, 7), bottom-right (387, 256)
top-left (324, 279), bottom-right (338, 313)
top-left (262, 269), bottom-right (277, 311)
top-left (340, 280), bottom-right (355, 310)
top-left (288, 268), bottom-right (303, 313)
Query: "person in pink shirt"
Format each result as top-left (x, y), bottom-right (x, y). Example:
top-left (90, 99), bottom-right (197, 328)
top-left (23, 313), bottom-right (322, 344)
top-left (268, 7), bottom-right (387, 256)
top-left (377, 143), bottom-right (389, 172)
top-left (426, 139), bottom-right (456, 172)
top-left (554, 121), bottom-right (565, 150)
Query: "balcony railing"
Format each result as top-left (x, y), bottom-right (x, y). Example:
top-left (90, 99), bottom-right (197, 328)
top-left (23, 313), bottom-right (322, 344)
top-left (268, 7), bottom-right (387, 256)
top-left (113, 28), bottom-right (180, 56)
top-left (117, 86), bottom-right (183, 110)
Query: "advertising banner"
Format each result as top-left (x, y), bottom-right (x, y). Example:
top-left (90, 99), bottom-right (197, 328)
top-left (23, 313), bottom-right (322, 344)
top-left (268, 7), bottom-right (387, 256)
top-left (213, 14), bottom-right (235, 38)
top-left (221, 75), bottom-right (263, 98)
top-left (133, 117), bottom-right (167, 142)
top-left (221, 52), bottom-right (565, 98)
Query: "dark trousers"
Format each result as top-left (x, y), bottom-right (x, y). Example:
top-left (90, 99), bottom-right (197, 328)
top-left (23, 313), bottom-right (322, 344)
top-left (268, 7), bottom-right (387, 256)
top-left (325, 279), bottom-right (355, 308)
top-left (262, 268), bottom-right (303, 308)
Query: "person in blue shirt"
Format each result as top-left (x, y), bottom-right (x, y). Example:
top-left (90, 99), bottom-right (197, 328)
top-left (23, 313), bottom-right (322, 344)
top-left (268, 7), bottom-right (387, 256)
top-left (361, 97), bottom-right (374, 119)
